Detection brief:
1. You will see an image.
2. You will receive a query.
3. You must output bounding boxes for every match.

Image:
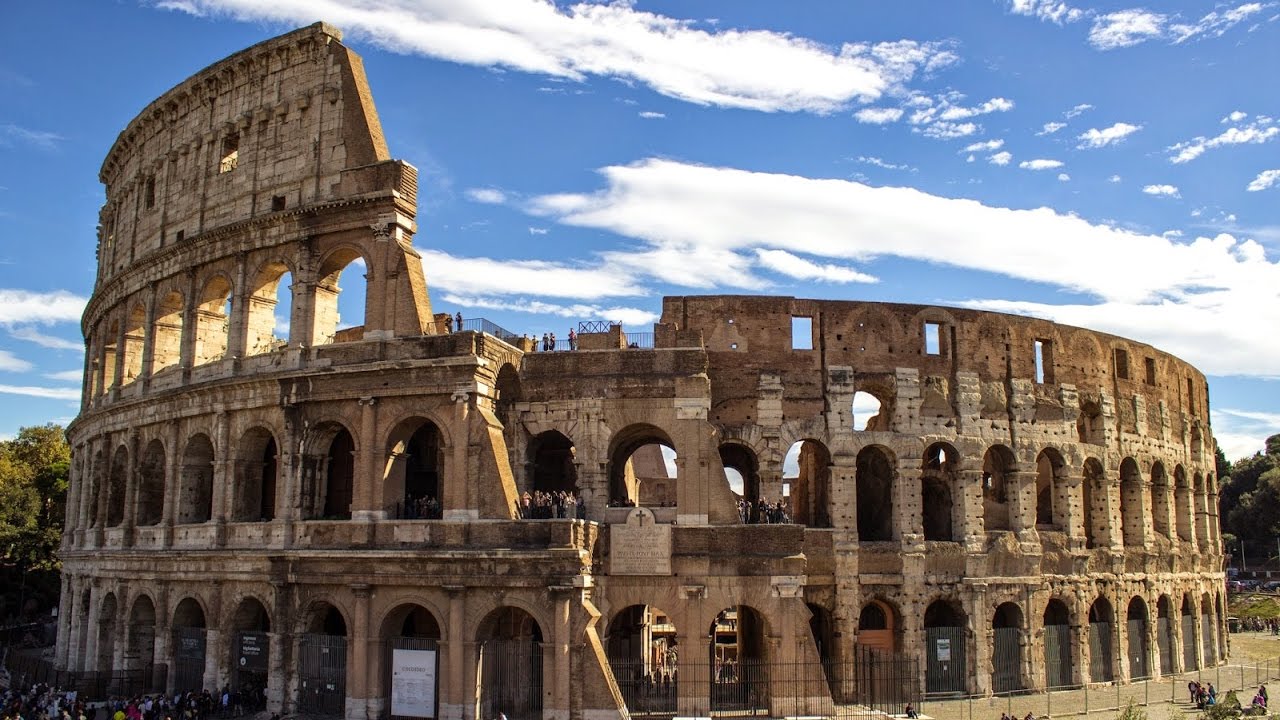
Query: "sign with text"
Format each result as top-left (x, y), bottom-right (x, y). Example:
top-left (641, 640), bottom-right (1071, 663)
top-left (610, 507), bottom-right (672, 575)
top-left (391, 648), bottom-right (437, 718)
top-left (237, 631), bottom-right (269, 672)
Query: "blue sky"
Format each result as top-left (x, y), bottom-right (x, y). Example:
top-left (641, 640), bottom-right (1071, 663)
top-left (1, 1), bottom-right (1278, 459)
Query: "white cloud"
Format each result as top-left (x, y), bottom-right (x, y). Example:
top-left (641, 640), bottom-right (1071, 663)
top-left (1170, 2), bottom-right (1268, 43)
top-left (856, 156), bottom-right (911, 170)
top-left (0, 289), bottom-right (87, 326)
top-left (938, 97), bottom-right (1014, 121)
top-left (638, 111), bottom-right (665, 119)
top-left (1089, 10), bottom-right (1167, 49)
top-left (440, 293), bottom-right (657, 326)
top-left (922, 121), bottom-right (978, 139)
top-left (1247, 169), bottom-right (1280, 191)
top-left (1008, 0), bottom-right (1086, 24)
top-left (754, 249), bottom-right (877, 283)
top-left (0, 384), bottom-right (81, 401)
top-left (0, 124), bottom-right (63, 150)
top-left (962, 139), bottom-right (1004, 153)
top-left (465, 187), bottom-right (507, 204)
top-left (1143, 184), bottom-right (1181, 198)
top-left (43, 370), bottom-right (83, 382)
top-left (1223, 110), bottom-right (1248, 124)
top-left (854, 107), bottom-right (903, 124)
top-left (906, 94), bottom-right (1013, 139)
top-left (1109, 174), bottom-right (1123, 183)
top-left (1168, 118), bottom-right (1279, 163)
top-left (528, 226), bottom-right (549, 235)
top-left (989, 151), bottom-right (1013, 166)
top-left (1057, 173), bottom-right (1071, 181)
top-left (8, 326), bottom-right (82, 350)
top-left (1077, 122), bottom-right (1142, 149)
top-left (1019, 158), bottom-right (1064, 170)
top-left (1064, 103), bottom-right (1093, 118)
top-left (0, 350), bottom-right (33, 372)
top-left (1038, 121), bottom-right (1067, 135)
top-left (524, 157), bottom-right (1280, 377)
top-left (1206, 408), bottom-right (1280, 460)
top-left (159, 0), bottom-right (957, 114)
top-left (416, 248), bottom-right (648, 300)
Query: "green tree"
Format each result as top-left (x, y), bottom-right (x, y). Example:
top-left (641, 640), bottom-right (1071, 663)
top-left (1219, 434), bottom-right (1280, 566)
top-left (0, 423), bottom-right (70, 619)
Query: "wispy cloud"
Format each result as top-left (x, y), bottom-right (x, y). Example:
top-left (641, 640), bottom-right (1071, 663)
top-left (1247, 169), bottom-right (1280, 192)
top-left (0, 123), bottom-right (63, 151)
top-left (43, 370), bottom-right (83, 382)
top-left (989, 151), bottom-right (1013, 166)
top-left (962, 139), bottom-right (1004, 153)
top-left (1007, 0), bottom-right (1086, 24)
top-left (1077, 122), bottom-right (1142, 149)
top-left (1142, 184), bottom-right (1181, 198)
top-left (0, 289), bottom-right (87, 326)
top-left (465, 187), bottom-right (507, 204)
top-left (439, 293), bottom-right (657, 326)
top-left (1168, 117), bottom-right (1279, 163)
top-left (8, 326), bottom-right (82, 350)
top-left (1038, 121), bottom-right (1067, 135)
top-left (0, 384), bottom-right (80, 401)
top-left (0, 350), bottom-right (33, 372)
top-left (1211, 407), bottom-right (1280, 460)
top-left (415, 248), bottom-right (646, 300)
top-left (1019, 158), bottom-right (1064, 170)
top-left (1064, 103), bottom-right (1093, 118)
top-left (1088, 3), bottom-right (1267, 50)
top-left (638, 111), bottom-right (665, 119)
top-left (754, 249), bottom-right (877, 283)
top-left (156, 0), bottom-right (958, 114)
top-left (856, 156), bottom-right (913, 170)
top-left (854, 107), bottom-right (903, 124)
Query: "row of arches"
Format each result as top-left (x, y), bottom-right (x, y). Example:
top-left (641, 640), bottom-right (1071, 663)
top-left (90, 249), bottom-right (368, 398)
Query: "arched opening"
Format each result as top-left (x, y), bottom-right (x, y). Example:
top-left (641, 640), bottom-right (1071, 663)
top-left (856, 446), bottom-right (894, 541)
top-left (709, 605), bottom-right (768, 714)
top-left (324, 428), bottom-right (355, 520)
top-left (1119, 458), bottom-right (1144, 546)
top-left (922, 443), bottom-right (958, 542)
top-left (1077, 400), bottom-right (1103, 445)
top-left (1082, 458), bottom-right (1105, 549)
top-left (529, 430), bottom-right (577, 495)
top-left (151, 290), bottom-right (184, 374)
top-left (606, 605), bottom-right (678, 714)
top-left (121, 303), bottom-right (146, 385)
top-left (1200, 594), bottom-right (1215, 665)
top-left (1181, 596), bottom-right (1198, 671)
top-left (608, 425), bottom-right (677, 508)
top-left (106, 445), bottom-right (129, 528)
top-left (96, 593), bottom-right (118, 677)
top-left (992, 602), bottom-right (1024, 693)
top-left (234, 429), bottom-right (278, 522)
top-left (313, 249), bottom-right (368, 345)
top-left (786, 439), bottom-right (832, 528)
top-left (381, 604), bottom-right (442, 720)
top-left (172, 598), bottom-right (208, 693)
top-left (1087, 598), bottom-right (1114, 682)
top-left (1035, 449), bottom-right (1066, 530)
top-left (125, 595), bottom-right (156, 696)
top-left (246, 262), bottom-right (292, 355)
top-left (808, 603), bottom-right (836, 666)
top-left (924, 599), bottom-right (967, 695)
top-left (194, 275), bottom-right (232, 365)
top-left (494, 363), bottom-right (521, 426)
top-left (76, 588), bottom-right (92, 670)
top-left (1043, 600), bottom-right (1072, 689)
top-left (99, 318), bottom-right (120, 394)
top-left (136, 440), bottom-right (166, 526)
top-left (1126, 596), bottom-right (1149, 679)
top-left (1194, 473), bottom-right (1208, 547)
top-left (299, 603), bottom-right (348, 716)
top-left (385, 419), bottom-right (444, 520)
top-left (229, 597), bottom-right (271, 711)
top-left (857, 600), bottom-right (899, 654)
top-left (853, 391), bottom-right (886, 431)
top-left (477, 607), bottom-right (543, 720)
top-left (1156, 596), bottom-right (1173, 676)
top-left (721, 443), bottom-right (765, 522)
top-left (1150, 463), bottom-right (1171, 538)
top-left (1174, 466), bottom-right (1192, 542)
top-left (982, 446), bottom-right (1016, 532)
top-left (178, 434), bottom-right (215, 524)
top-left (1215, 594), bottom-right (1225, 664)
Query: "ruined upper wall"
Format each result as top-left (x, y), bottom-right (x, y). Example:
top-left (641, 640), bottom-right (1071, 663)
top-left (95, 22), bottom-right (393, 283)
top-left (660, 295), bottom-right (1211, 431)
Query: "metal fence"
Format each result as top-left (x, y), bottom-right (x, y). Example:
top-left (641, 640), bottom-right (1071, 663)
top-left (298, 633), bottom-right (348, 717)
top-left (478, 640), bottom-right (543, 720)
top-left (458, 317), bottom-right (520, 344)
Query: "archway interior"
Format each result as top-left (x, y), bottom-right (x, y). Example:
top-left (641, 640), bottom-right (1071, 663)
top-left (857, 601), bottom-right (897, 654)
top-left (1174, 467), bottom-right (1192, 541)
top-left (856, 446), bottom-right (893, 541)
top-left (179, 435), bottom-right (215, 525)
top-left (719, 444), bottom-right (761, 517)
top-left (121, 304), bottom-right (146, 385)
top-left (807, 603), bottom-right (835, 664)
top-left (852, 391), bottom-right (885, 431)
top-left (404, 422), bottom-right (443, 515)
top-left (1043, 600), bottom-right (1072, 689)
top-left (247, 262), bottom-right (292, 355)
top-left (172, 597), bottom-right (209, 693)
top-left (785, 440), bottom-right (831, 528)
top-left (922, 443), bottom-right (956, 541)
top-left (1150, 463), bottom-right (1171, 538)
top-left (609, 427), bottom-right (677, 507)
top-left (127, 596), bottom-right (157, 676)
top-left (315, 250), bottom-right (367, 345)
top-left (101, 319), bottom-right (120, 394)
top-left (324, 428), bottom-right (355, 520)
top-left (982, 447), bottom-right (1014, 532)
top-left (151, 290), bottom-right (184, 373)
top-left (992, 602), bottom-right (1024, 693)
top-left (709, 605), bottom-right (767, 705)
top-left (229, 598), bottom-right (271, 703)
top-left (1119, 458), bottom-right (1144, 546)
top-left (236, 429), bottom-right (278, 522)
top-left (1087, 598), bottom-right (1114, 681)
top-left (606, 604), bottom-right (678, 694)
top-left (107, 445), bottom-right (129, 527)
top-left (97, 594), bottom-right (119, 674)
top-left (194, 276), bottom-right (232, 365)
top-left (530, 430), bottom-right (577, 494)
top-left (1035, 450), bottom-right (1064, 529)
top-left (477, 607), bottom-right (543, 720)
top-left (923, 599), bottom-right (966, 695)
top-left (137, 440), bottom-right (166, 526)
top-left (1082, 459), bottom-right (1104, 548)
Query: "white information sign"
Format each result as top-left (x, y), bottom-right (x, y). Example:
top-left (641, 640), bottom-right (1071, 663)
top-left (391, 648), bottom-right (437, 718)
top-left (936, 638), bottom-right (951, 662)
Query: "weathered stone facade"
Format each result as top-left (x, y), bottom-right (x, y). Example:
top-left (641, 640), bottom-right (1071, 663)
top-left (59, 23), bottom-right (1225, 720)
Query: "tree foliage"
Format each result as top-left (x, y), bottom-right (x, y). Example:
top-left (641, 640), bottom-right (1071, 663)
top-left (0, 424), bottom-right (69, 619)
top-left (1220, 434), bottom-right (1280, 564)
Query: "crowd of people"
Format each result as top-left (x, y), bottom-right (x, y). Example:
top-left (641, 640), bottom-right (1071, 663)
top-left (995, 713), bottom-right (1034, 720)
top-left (736, 498), bottom-right (791, 524)
top-left (1239, 617), bottom-right (1280, 633)
top-left (1189, 680), bottom-right (1218, 708)
top-left (0, 683), bottom-right (269, 720)
top-left (518, 490), bottom-right (585, 520)
top-left (400, 495), bottom-right (442, 520)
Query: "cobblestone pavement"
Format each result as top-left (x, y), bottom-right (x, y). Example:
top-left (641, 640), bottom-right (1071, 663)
top-left (920, 634), bottom-right (1280, 720)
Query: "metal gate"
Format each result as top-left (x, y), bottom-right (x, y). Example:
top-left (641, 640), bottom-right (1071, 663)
top-left (172, 626), bottom-right (207, 693)
top-left (388, 637), bottom-right (440, 720)
top-left (1088, 622), bottom-right (1113, 682)
top-left (1127, 618), bottom-right (1148, 679)
top-left (1201, 614), bottom-right (1215, 665)
top-left (607, 656), bottom-right (676, 717)
top-left (1157, 618), bottom-right (1173, 675)
top-left (1182, 616), bottom-right (1198, 670)
top-left (925, 627), bottom-right (966, 695)
top-left (992, 627), bottom-right (1023, 693)
top-left (847, 643), bottom-right (919, 715)
top-left (710, 659), bottom-right (769, 716)
top-left (478, 640), bottom-right (543, 720)
top-left (1043, 624), bottom-right (1072, 689)
top-left (298, 634), bottom-right (347, 717)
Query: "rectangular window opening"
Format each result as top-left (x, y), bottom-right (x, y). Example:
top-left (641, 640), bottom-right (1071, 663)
top-left (219, 134), bottom-right (239, 174)
top-left (1144, 357), bottom-right (1156, 385)
top-left (1034, 341), bottom-right (1045, 383)
top-left (1114, 348), bottom-right (1129, 380)
top-left (1187, 378), bottom-right (1195, 413)
top-left (924, 322), bottom-right (941, 355)
top-left (175, 229), bottom-right (185, 243)
top-left (271, 195), bottom-right (286, 212)
top-left (143, 177), bottom-right (156, 210)
top-left (791, 316), bottom-right (813, 350)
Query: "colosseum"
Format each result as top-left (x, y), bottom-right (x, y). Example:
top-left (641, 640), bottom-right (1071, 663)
top-left (57, 22), bottom-right (1226, 720)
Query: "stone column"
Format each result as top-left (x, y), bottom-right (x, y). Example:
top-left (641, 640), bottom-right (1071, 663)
top-left (82, 583), bottom-right (101, 676)
top-left (548, 587), bottom-right (574, 720)
top-left (213, 409), bottom-right (231, 545)
top-left (444, 389), bottom-right (474, 520)
top-left (163, 421), bottom-right (181, 547)
top-left (440, 586), bottom-right (466, 720)
top-left (1105, 474), bottom-right (1124, 551)
top-left (967, 586), bottom-right (991, 697)
top-left (140, 285), bottom-right (158, 390)
top-left (347, 584), bottom-right (372, 719)
top-left (122, 430), bottom-right (140, 547)
top-left (180, 269), bottom-right (197, 382)
top-left (1007, 469), bottom-right (1038, 545)
top-left (55, 575), bottom-right (74, 669)
top-left (227, 252), bottom-right (249, 363)
top-left (676, 586), bottom-right (709, 717)
top-left (894, 466), bottom-right (923, 548)
top-left (956, 468), bottom-right (986, 553)
top-left (266, 580), bottom-right (289, 714)
top-left (352, 396), bottom-right (384, 521)
top-left (203, 583), bottom-right (224, 692)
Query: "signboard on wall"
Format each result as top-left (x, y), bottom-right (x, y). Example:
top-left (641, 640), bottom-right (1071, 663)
top-left (391, 648), bottom-right (437, 718)
top-left (237, 631), bottom-right (269, 671)
top-left (936, 637), bottom-right (951, 662)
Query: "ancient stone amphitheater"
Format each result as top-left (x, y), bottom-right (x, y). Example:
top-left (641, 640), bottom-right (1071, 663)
top-left (56, 22), bottom-right (1226, 720)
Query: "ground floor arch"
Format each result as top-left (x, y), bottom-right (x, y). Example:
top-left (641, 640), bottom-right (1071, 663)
top-left (477, 606), bottom-right (544, 720)
top-left (1043, 600), bottom-right (1073, 688)
top-left (1088, 598), bottom-right (1115, 682)
top-left (709, 605), bottom-right (769, 714)
top-left (125, 595), bottom-right (157, 695)
top-left (381, 603), bottom-right (443, 720)
top-left (992, 602), bottom-right (1024, 693)
top-left (172, 597), bottom-right (208, 693)
top-left (924, 599), bottom-right (967, 696)
top-left (228, 597), bottom-right (272, 712)
top-left (1127, 596), bottom-right (1150, 679)
top-left (297, 603), bottom-right (348, 717)
top-left (606, 604), bottom-right (678, 715)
